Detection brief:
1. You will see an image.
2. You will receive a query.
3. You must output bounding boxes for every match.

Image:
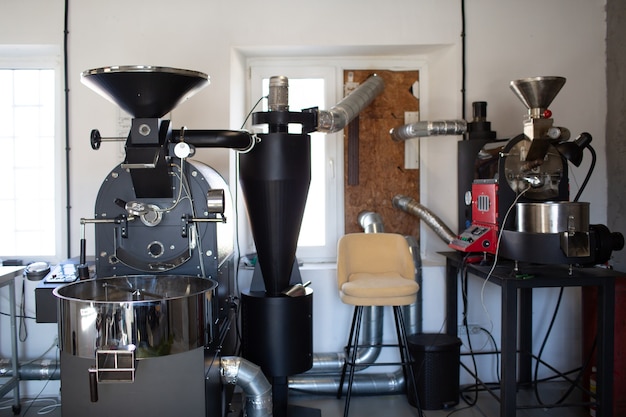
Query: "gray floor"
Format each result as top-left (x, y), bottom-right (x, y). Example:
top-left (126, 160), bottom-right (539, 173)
top-left (0, 382), bottom-right (590, 417)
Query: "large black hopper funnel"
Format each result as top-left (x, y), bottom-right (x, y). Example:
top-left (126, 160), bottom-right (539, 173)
top-left (81, 66), bottom-right (209, 118)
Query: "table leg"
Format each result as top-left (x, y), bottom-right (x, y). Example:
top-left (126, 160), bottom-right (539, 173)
top-left (519, 287), bottom-right (533, 385)
top-left (597, 279), bottom-right (614, 417)
top-left (446, 260), bottom-right (459, 336)
top-left (500, 281), bottom-right (517, 417)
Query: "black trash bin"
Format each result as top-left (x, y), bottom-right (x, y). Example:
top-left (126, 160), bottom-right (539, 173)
top-left (407, 333), bottom-right (462, 410)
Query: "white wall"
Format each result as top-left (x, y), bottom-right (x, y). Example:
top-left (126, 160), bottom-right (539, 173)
top-left (0, 0), bottom-right (607, 398)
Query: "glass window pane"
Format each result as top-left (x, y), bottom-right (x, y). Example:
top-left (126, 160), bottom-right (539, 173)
top-left (0, 68), bottom-right (57, 257)
top-left (262, 77), bottom-right (326, 247)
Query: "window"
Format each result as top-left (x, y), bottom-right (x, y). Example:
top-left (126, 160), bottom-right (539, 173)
top-left (0, 49), bottom-right (62, 261)
top-left (248, 64), bottom-right (341, 262)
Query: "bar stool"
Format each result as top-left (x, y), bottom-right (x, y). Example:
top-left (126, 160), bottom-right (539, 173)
top-left (336, 232), bottom-right (423, 417)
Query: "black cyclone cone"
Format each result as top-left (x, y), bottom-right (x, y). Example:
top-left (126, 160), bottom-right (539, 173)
top-left (239, 132), bottom-right (311, 296)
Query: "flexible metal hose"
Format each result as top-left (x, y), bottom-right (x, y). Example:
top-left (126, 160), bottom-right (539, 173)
top-left (393, 195), bottom-right (456, 244)
top-left (390, 120), bottom-right (467, 141)
top-left (316, 74), bottom-right (385, 133)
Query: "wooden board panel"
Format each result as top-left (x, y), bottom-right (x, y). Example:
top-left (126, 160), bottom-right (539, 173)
top-left (343, 69), bottom-right (420, 238)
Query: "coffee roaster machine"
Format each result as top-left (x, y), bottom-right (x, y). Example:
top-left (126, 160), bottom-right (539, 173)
top-left (454, 76), bottom-right (623, 265)
top-left (53, 66), bottom-right (383, 417)
top-left (392, 76), bottom-right (623, 266)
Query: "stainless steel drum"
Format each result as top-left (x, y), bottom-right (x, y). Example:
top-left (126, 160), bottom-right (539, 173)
top-left (516, 202), bottom-right (590, 233)
top-left (54, 275), bottom-right (217, 359)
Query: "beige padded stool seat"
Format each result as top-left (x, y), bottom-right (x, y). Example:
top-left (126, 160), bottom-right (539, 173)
top-left (336, 232), bottom-right (423, 417)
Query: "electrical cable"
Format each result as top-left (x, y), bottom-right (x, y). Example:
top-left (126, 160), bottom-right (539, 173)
top-left (241, 95), bottom-right (267, 129)
top-left (573, 144), bottom-right (596, 202)
top-left (478, 326), bottom-right (501, 383)
top-left (479, 185), bottom-right (531, 330)
top-left (155, 159), bottom-right (187, 213)
top-left (533, 287), bottom-right (564, 405)
top-left (532, 290), bottom-right (598, 406)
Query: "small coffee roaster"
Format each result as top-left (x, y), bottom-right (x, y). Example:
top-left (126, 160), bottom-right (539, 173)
top-left (453, 76), bottom-right (623, 265)
top-left (391, 76), bottom-right (623, 266)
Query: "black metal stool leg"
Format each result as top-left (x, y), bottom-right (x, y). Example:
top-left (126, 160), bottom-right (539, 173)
top-left (341, 305), bottom-right (363, 417)
top-left (338, 305), bottom-right (360, 399)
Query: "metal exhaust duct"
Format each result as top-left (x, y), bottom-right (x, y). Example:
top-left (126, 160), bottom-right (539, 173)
top-left (221, 357), bottom-right (273, 417)
top-left (390, 120), bottom-right (467, 142)
top-left (316, 74), bottom-right (385, 133)
top-left (393, 195), bottom-right (456, 245)
top-left (290, 369), bottom-right (406, 396)
top-left (358, 211), bottom-right (386, 234)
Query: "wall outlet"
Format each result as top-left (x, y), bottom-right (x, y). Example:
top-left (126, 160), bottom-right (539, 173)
top-left (457, 324), bottom-right (482, 335)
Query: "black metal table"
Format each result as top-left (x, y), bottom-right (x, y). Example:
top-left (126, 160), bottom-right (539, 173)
top-left (442, 251), bottom-right (620, 417)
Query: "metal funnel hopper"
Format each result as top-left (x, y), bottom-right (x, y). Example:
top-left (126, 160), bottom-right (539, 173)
top-left (510, 76), bottom-right (566, 116)
top-left (81, 66), bottom-right (209, 118)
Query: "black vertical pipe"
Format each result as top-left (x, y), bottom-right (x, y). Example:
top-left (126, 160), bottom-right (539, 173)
top-left (64, 0), bottom-right (72, 258)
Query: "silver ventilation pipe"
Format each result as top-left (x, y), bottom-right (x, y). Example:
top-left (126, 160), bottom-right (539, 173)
top-left (393, 195), bottom-right (456, 245)
top-left (358, 211), bottom-right (385, 234)
top-left (390, 119), bottom-right (467, 142)
top-left (307, 306), bottom-right (383, 374)
top-left (221, 356), bottom-right (273, 417)
top-left (290, 369), bottom-right (405, 396)
top-left (0, 359), bottom-right (60, 380)
top-left (403, 235), bottom-right (422, 336)
top-left (316, 74), bottom-right (385, 133)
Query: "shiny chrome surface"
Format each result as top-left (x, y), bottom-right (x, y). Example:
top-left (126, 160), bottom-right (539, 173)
top-left (516, 202), bottom-right (590, 233)
top-left (509, 76), bottom-right (566, 116)
top-left (81, 65), bottom-right (208, 80)
top-left (54, 275), bottom-right (216, 359)
top-left (80, 65), bottom-right (210, 118)
top-left (504, 137), bottom-right (564, 199)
